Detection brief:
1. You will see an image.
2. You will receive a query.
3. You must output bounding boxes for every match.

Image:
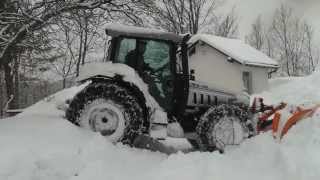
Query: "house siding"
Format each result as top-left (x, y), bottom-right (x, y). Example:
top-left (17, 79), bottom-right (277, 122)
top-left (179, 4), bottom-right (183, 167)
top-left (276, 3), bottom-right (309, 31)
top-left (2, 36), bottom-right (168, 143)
top-left (240, 65), bottom-right (269, 93)
top-left (189, 43), bottom-right (244, 94)
top-left (189, 43), bottom-right (269, 94)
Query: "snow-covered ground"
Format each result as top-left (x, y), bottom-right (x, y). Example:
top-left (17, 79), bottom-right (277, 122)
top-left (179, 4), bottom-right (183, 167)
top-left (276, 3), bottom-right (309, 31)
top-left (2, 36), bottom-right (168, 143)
top-left (1, 72), bottom-right (320, 180)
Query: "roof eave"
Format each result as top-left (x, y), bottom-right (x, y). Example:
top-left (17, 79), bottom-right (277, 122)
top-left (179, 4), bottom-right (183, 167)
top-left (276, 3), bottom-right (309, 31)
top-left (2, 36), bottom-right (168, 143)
top-left (243, 62), bottom-right (280, 68)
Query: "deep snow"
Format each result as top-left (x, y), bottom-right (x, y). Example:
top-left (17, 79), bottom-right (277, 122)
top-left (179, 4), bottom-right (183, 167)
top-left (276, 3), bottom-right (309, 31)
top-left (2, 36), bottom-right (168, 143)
top-left (1, 72), bottom-right (320, 180)
top-left (260, 71), bottom-right (320, 106)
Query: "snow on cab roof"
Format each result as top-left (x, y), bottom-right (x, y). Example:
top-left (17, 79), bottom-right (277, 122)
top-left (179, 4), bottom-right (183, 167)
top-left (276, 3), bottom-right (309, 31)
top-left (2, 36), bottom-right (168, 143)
top-left (105, 23), bottom-right (184, 43)
top-left (188, 34), bottom-right (279, 68)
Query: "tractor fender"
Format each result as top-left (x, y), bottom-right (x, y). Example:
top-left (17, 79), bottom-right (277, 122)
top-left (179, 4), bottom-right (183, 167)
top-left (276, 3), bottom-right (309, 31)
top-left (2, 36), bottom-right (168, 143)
top-left (76, 62), bottom-right (168, 126)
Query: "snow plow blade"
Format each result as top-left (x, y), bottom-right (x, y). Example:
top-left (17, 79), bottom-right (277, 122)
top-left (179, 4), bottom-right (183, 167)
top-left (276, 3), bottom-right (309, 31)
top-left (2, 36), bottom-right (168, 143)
top-left (280, 109), bottom-right (313, 139)
top-left (255, 100), bottom-right (320, 140)
top-left (280, 105), bottom-right (320, 139)
top-left (272, 112), bottom-right (281, 138)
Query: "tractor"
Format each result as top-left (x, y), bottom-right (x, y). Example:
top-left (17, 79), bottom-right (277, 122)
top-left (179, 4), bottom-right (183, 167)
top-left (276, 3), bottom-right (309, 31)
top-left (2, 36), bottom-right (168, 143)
top-left (65, 24), bottom-right (258, 153)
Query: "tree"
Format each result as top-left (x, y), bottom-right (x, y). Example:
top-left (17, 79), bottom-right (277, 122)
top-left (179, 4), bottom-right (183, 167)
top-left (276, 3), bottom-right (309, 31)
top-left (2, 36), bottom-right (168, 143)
top-left (151, 1), bottom-right (240, 37)
top-left (0, 0), bottom-right (21, 109)
top-left (247, 4), bottom-right (319, 76)
top-left (68, 9), bottom-right (106, 76)
top-left (246, 16), bottom-right (275, 58)
top-left (246, 16), bottom-right (265, 50)
top-left (213, 8), bottom-right (239, 38)
top-left (50, 20), bottom-right (77, 88)
top-left (152, 0), bottom-right (219, 34)
top-left (0, 0), bottom-right (148, 109)
top-left (303, 23), bottom-right (319, 74)
top-left (0, 69), bottom-right (5, 117)
top-left (271, 5), bottom-right (308, 76)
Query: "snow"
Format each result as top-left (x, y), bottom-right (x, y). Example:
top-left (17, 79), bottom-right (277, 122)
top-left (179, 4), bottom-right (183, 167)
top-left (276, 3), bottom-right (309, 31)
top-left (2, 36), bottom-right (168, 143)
top-left (1, 71), bottom-right (320, 180)
top-left (258, 71), bottom-right (320, 106)
top-left (188, 34), bottom-right (279, 68)
top-left (105, 23), bottom-right (183, 43)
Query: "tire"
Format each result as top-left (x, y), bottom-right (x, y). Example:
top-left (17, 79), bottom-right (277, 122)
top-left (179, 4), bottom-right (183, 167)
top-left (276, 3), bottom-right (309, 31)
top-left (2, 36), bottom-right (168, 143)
top-left (65, 82), bottom-right (146, 145)
top-left (196, 104), bottom-right (254, 152)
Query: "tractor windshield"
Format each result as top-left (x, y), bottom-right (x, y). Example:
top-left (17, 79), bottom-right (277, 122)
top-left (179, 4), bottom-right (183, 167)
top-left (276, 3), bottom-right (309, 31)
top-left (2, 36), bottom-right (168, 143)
top-left (114, 38), bottom-right (173, 111)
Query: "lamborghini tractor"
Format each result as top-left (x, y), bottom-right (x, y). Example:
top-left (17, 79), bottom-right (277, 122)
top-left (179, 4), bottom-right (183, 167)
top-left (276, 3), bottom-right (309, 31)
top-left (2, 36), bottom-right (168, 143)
top-left (65, 24), bottom-right (318, 153)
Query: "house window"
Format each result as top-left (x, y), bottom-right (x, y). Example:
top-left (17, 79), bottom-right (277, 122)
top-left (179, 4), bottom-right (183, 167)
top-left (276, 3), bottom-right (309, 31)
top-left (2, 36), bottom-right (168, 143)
top-left (208, 95), bottom-right (211, 104)
top-left (242, 71), bottom-right (252, 94)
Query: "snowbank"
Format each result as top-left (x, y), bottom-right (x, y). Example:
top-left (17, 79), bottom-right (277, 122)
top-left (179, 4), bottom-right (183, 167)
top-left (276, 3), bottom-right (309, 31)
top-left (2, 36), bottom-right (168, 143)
top-left (1, 71), bottom-right (320, 180)
top-left (259, 71), bottom-right (320, 106)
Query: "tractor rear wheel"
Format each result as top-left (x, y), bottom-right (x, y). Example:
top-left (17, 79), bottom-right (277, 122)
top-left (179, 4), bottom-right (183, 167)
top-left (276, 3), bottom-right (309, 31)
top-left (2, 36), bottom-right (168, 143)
top-left (65, 82), bottom-right (146, 145)
top-left (196, 104), bottom-right (254, 152)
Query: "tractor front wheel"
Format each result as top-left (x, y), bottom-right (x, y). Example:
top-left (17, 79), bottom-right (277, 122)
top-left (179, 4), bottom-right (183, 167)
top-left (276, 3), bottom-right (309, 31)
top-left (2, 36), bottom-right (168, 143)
top-left (196, 104), bottom-right (254, 152)
top-left (66, 82), bottom-right (146, 145)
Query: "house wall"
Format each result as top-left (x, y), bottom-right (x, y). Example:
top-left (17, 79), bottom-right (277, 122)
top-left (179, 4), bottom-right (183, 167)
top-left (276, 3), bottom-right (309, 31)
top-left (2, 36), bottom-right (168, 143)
top-left (239, 65), bottom-right (269, 93)
top-left (189, 43), bottom-right (244, 94)
top-left (189, 43), bottom-right (269, 94)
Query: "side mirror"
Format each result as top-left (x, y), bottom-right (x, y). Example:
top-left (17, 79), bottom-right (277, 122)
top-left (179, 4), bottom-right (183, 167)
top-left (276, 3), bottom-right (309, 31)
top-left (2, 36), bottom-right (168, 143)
top-left (190, 69), bottom-right (195, 80)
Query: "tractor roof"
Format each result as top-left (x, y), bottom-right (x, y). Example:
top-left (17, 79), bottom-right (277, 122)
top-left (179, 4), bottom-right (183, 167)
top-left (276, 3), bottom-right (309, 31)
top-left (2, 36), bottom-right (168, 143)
top-left (105, 23), bottom-right (184, 43)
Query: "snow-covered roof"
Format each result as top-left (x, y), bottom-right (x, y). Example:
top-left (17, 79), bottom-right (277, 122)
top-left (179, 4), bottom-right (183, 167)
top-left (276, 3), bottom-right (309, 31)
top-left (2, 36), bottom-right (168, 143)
top-left (105, 23), bottom-right (184, 43)
top-left (188, 34), bottom-right (279, 68)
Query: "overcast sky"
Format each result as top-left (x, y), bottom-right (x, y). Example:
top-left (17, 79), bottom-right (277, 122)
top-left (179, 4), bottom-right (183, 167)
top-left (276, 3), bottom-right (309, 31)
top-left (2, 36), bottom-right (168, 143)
top-left (221, 0), bottom-right (320, 41)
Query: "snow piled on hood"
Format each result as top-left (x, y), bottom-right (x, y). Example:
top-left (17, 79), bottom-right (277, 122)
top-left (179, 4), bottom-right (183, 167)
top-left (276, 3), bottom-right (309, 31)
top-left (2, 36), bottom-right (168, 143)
top-left (1, 71), bottom-right (320, 180)
top-left (77, 62), bottom-right (161, 108)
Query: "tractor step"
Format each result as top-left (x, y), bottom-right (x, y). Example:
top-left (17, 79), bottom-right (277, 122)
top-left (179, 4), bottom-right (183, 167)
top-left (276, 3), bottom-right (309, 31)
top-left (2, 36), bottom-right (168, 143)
top-left (133, 135), bottom-right (197, 154)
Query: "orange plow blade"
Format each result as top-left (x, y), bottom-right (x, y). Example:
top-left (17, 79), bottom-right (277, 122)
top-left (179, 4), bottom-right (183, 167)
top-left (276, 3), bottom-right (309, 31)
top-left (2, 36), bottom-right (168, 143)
top-left (280, 105), bottom-right (320, 139)
top-left (272, 112), bottom-right (280, 138)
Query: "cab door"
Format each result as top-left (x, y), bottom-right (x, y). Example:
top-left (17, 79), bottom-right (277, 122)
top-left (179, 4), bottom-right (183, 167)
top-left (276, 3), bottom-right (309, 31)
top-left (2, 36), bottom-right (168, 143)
top-left (113, 37), bottom-right (174, 112)
top-left (141, 40), bottom-right (174, 112)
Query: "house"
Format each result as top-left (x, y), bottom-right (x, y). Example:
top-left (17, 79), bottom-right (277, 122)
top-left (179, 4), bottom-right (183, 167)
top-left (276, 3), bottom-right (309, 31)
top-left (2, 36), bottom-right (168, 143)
top-left (187, 34), bottom-right (279, 94)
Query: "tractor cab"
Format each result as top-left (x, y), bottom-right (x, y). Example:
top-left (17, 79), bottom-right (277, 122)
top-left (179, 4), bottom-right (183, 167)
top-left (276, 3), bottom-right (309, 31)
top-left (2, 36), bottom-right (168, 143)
top-left (105, 24), bottom-right (190, 116)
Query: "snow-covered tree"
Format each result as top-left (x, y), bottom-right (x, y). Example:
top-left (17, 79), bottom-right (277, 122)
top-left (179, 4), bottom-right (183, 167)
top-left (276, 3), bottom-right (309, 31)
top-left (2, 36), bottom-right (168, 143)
top-left (151, 0), bottom-right (219, 34)
top-left (0, 0), bottom-right (152, 109)
top-left (303, 23), bottom-right (319, 74)
top-left (246, 16), bottom-right (265, 51)
top-left (213, 8), bottom-right (239, 38)
top-left (271, 5), bottom-right (313, 76)
top-left (246, 4), bottom-right (319, 76)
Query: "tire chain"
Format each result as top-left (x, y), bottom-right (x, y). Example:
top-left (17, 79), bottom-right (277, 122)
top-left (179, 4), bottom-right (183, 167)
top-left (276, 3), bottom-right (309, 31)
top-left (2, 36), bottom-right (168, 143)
top-left (196, 104), bottom-right (251, 152)
top-left (66, 82), bottom-right (146, 145)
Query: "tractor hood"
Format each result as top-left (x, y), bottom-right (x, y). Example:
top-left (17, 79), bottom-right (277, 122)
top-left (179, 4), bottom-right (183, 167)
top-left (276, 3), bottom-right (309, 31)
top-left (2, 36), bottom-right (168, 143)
top-left (77, 62), bottom-right (137, 83)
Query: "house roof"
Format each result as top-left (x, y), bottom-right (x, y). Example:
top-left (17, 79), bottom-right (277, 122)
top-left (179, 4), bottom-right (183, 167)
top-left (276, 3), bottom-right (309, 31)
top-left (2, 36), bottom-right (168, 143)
top-left (105, 23), bottom-right (184, 43)
top-left (188, 34), bottom-right (279, 68)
